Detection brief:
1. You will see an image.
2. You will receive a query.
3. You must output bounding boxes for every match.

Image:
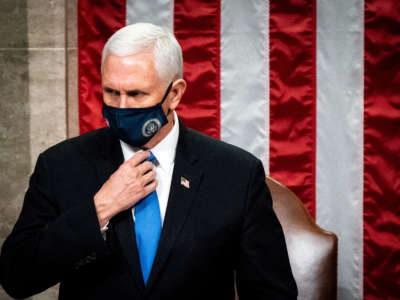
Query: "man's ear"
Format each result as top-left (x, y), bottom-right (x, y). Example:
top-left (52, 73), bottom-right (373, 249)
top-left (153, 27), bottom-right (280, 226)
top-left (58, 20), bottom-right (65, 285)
top-left (168, 79), bottom-right (187, 111)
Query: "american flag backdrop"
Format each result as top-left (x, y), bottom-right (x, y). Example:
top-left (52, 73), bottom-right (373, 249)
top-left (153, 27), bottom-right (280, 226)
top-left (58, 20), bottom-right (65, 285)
top-left (77, 1), bottom-right (400, 299)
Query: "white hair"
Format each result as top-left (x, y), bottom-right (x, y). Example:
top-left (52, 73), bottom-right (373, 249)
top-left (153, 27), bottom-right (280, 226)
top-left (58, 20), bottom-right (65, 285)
top-left (101, 23), bottom-right (183, 82)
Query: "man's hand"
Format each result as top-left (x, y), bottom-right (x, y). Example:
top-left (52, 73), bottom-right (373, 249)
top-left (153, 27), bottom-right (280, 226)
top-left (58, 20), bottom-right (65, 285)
top-left (94, 151), bottom-right (157, 228)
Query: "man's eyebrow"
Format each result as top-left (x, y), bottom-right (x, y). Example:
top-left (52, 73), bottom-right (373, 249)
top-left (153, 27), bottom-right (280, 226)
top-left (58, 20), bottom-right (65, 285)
top-left (126, 89), bottom-right (149, 97)
top-left (103, 86), bottom-right (116, 93)
top-left (103, 86), bottom-right (149, 96)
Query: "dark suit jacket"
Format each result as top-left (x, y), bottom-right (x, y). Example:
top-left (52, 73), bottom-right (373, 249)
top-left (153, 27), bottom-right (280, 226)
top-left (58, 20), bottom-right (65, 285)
top-left (0, 123), bottom-right (297, 299)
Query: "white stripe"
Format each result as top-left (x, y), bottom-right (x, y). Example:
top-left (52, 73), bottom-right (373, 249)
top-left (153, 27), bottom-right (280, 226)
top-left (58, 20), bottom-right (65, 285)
top-left (316, 1), bottom-right (364, 299)
top-left (126, 0), bottom-right (173, 30)
top-left (220, 0), bottom-right (270, 171)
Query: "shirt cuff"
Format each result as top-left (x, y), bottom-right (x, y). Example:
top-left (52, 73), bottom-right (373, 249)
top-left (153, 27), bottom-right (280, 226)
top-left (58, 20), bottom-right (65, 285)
top-left (100, 222), bottom-right (109, 240)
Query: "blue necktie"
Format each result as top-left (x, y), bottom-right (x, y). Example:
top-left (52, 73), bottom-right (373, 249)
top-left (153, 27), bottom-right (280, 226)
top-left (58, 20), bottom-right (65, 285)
top-left (134, 152), bottom-right (162, 285)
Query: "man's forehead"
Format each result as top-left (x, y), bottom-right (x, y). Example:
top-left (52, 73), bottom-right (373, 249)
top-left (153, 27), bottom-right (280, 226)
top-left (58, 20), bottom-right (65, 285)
top-left (101, 53), bottom-right (161, 91)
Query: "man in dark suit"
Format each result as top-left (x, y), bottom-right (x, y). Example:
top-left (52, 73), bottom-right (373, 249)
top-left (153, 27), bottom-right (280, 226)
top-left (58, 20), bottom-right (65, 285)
top-left (0, 23), bottom-right (297, 299)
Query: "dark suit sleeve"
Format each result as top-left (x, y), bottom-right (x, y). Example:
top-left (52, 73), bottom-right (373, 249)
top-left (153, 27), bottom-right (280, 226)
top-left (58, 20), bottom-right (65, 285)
top-left (0, 153), bottom-right (110, 299)
top-left (236, 159), bottom-right (298, 299)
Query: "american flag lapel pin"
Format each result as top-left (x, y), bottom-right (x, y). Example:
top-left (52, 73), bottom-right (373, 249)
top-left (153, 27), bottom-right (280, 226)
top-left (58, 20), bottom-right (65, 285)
top-left (180, 176), bottom-right (190, 189)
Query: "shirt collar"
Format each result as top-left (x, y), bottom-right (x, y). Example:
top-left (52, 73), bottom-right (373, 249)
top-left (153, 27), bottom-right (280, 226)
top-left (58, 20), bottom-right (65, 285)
top-left (120, 111), bottom-right (180, 171)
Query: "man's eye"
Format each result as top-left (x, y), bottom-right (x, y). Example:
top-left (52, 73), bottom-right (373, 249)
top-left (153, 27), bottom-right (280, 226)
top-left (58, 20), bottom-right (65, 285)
top-left (105, 88), bottom-right (120, 96)
top-left (127, 91), bottom-right (140, 97)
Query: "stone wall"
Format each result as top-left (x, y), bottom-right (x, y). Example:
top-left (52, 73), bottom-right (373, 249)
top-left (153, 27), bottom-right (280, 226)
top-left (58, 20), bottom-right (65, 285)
top-left (0, 1), bottom-right (78, 299)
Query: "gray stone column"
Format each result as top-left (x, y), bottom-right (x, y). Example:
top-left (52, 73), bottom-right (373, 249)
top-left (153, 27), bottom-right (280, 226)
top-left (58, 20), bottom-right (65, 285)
top-left (0, 0), bottom-right (78, 299)
top-left (66, 0), bottom-right (79, 138)
top-left (0, 2), bottom-right (31, 298)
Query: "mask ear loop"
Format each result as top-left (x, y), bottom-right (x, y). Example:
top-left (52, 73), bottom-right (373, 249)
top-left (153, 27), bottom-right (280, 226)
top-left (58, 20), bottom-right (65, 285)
top-left (161, 81), bottom-right (173, 104)
top-left (160, 81), bottom-right (174, 115)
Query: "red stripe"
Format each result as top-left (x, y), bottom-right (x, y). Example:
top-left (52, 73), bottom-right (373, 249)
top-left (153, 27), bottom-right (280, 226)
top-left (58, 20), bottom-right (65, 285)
top-left (78, 0), bottom-right (126, 134)
top-left (364, 0), bottom-right (400, 299)
top-left (311, 1), bottom-right (317, 218)
top-left (269, 0), bottom-right (317, 217)
top-left (173, 0), bottom-right (221, 139)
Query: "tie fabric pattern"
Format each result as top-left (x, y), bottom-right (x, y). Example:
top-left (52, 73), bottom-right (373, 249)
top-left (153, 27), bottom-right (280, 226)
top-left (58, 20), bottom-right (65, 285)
top-left (134, 152), bottom-right (162, 285)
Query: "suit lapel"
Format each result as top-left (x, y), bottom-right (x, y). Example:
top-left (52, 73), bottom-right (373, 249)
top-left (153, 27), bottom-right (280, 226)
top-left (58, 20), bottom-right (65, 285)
top-left (112, 210), bottom-right (146, 292)
top-left (91, 128), bottom-right (146, 293)
top-left (145, 124), bottom-right (203, 293)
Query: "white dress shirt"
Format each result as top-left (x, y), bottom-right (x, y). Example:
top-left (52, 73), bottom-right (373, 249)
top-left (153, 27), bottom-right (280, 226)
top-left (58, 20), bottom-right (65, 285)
top-left (120, 111), bottom-right (179, 226)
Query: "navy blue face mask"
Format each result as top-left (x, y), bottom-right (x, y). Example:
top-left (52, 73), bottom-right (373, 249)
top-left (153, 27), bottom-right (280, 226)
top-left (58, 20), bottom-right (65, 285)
top-left (102, 82), bottom-right (173, 147)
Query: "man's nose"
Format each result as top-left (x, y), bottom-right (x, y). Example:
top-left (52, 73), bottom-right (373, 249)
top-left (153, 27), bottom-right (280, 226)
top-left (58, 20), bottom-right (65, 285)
top-left (118, 93), bottom-right (128, 108)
